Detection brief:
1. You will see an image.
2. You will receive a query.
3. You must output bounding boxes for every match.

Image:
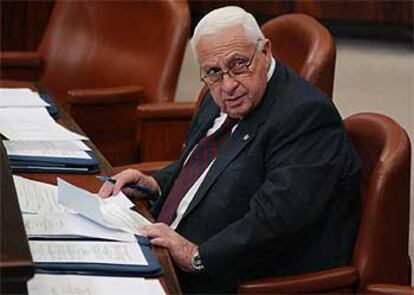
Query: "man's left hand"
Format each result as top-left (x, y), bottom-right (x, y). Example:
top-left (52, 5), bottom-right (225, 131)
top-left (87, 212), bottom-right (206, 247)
top-left (140, 223), bottom-right (198, 273)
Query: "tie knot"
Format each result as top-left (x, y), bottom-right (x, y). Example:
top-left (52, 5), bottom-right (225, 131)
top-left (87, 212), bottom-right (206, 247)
top-left (220, 116), bottom-right (239, 131)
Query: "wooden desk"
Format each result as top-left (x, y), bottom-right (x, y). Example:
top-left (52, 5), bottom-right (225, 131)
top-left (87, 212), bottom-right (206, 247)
top-left (0, 105), bottom-right (181, 294)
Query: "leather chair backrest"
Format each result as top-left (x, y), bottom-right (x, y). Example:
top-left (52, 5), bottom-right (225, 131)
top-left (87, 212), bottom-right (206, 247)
top-left (344, 113), bottom-right (411, 292)
top-left (261, 13), bottom-right (336, 97)
top-left (38, 1), bottom-right (189, 110)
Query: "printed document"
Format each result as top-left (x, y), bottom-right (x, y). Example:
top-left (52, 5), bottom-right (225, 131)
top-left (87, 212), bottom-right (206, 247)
top-left (29, 240), bottom-right (148, 265)
top-left (0, 107), bottom-right (87, 141)
top-left (13, 175), bottom-right (64, 214)
top-left (3, 140), bottom-right (91, 159)
top-left (23, 212), bottom-right (136, 242)
top-left (28, 274), bottom-right (165, 295)
top-left (58, 178), bottom-right (151, 235)
top-left (0, 88), bottom-right (49, 108)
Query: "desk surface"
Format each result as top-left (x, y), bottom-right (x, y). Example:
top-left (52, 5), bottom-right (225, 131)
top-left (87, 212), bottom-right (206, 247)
top-left (0, 102), bottom-right (181, 294)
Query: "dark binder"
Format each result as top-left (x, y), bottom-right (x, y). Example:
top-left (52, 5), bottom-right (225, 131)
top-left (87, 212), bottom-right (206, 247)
top-left (38, 92), bottom-right (61, 119)
top-left (8, 151), bottom-right (100, 173)
top-left (33, 236), bottom-right (163, 278)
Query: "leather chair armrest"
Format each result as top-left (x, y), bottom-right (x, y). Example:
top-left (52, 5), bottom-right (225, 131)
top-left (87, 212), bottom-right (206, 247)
top-left (137, 102), bottom-right (195, 162)
top-left (366, 284), bottom-right (414, 295)
top-left (238, 266), bottom-right (358, 294)
top-left (67, 85), bottom-right (145, 105)
top-left (138, 101), bottom-right (196, 119)
top-left (112, 161), bottom-right (171, 175)
top-left (0, 51), bottom-right (43, 81)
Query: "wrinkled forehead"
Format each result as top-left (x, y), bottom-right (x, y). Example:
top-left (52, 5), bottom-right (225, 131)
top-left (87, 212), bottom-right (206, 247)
top-left (194, 26), bottom-right (256, 65)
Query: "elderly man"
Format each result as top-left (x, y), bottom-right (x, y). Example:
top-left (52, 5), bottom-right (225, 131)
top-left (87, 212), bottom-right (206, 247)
top-left (99, 6), bottom-right (361, 294)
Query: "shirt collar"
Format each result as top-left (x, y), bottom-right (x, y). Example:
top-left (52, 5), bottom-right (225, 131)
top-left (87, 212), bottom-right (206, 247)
top-left (267, 56), bottom-right (276, 82)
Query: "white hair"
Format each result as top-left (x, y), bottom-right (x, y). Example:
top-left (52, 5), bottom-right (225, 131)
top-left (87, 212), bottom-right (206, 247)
top-left (191, 6), bottom-right (265, 60)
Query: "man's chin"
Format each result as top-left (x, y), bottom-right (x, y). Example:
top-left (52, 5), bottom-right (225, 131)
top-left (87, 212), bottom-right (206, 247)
top-left (225, 107), bottom-right (246, 119)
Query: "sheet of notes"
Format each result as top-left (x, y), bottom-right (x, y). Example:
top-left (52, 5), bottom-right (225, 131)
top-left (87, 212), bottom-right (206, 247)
top-left (13, 175), bottom-right (64, 214)
top-left (29, 240), bottom-right (148, 265)
top-left (23, 212), bottom-right (136, 242)
top-left (0, 107), bottom-right (87, 141)
top-left (28, 274), bottom-right (165, 295)
top-left (58, 178), bottom-right (151, 234)
top-left (0, 88), bottom-right (49, 108)
top-left (3, 140), bottom-right (91, 159)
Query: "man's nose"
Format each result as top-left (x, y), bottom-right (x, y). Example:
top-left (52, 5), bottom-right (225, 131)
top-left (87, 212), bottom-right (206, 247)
top-left (220, 73), bottom-right (238, 94)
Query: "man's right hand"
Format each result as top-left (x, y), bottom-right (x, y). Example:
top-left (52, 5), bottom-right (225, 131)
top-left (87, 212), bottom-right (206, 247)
top-left (98, 168), bottom-right (160, 199)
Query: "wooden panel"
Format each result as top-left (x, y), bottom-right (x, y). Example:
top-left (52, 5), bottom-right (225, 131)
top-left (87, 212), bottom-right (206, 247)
top-left (294, 0), bottom-right (413, 25)
top-left (0, 143), bottom-right (34, 294)
top-left (139, 119), bottom-right (189, 162)
top-left (1, 0), bottom-right (54, 50)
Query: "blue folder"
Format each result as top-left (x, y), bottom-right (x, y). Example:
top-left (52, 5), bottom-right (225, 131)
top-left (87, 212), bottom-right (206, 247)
top-left (33, 236), bottom-right (163, 278)
top-left (38, 92), bottom-right (61, 119)
top-left (8, 151), bottom-right (100, 173)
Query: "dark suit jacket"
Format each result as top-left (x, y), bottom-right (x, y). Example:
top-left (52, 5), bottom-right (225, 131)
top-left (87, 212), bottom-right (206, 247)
top-left (151, 62), bottom-right (361, 294)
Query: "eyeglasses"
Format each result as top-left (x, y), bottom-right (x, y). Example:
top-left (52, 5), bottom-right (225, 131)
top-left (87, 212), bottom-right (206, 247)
top-left (200, 41), bottom-right (260, 86)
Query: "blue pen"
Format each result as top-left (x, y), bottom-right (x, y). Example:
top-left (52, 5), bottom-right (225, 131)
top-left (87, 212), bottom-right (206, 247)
top-left (96, 175), bottom-right (154, 195)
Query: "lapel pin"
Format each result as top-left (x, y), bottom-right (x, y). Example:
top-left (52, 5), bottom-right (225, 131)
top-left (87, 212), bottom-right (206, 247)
top-left (243, 134), bottom-right (250, 141)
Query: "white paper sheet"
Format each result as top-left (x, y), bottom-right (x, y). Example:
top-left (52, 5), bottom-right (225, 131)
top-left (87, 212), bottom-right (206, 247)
top-left (57, 178), bottom-right (151, 235)
top-left (0, 88), bottom-right (49, 107)
top-left (28, 274), bottom-right (165, 295)
top-left (29, 240), bottom-right (148, 265)
top-left (13, 175), bottom-right (65, 214)
top-left (0, 107), bottom-right (88, 141)
top-left (23, 212), bottom-right (136, 242)
top-left (3, 140), bottom-right (92, 158)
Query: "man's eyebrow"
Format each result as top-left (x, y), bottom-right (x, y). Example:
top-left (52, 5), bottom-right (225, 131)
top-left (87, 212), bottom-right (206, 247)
top-left (223, 52), bottom-right (249, 63)
top-left (201, 52), bottom-right (249, 69)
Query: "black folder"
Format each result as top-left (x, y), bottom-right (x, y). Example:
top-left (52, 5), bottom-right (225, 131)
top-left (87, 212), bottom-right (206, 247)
top-left (33, 236), bottom-right (163, 278)
top-left (8, 151), bottom-right (100, 173)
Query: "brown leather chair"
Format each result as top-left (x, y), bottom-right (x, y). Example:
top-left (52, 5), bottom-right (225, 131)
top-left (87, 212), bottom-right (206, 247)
top-left (136, 13), bottom-right (336, 162)
top-left (261, 13), bottom-right (336, 97)
top-left (0, 0), bottom-right (190, 165)
top-left (237, 112), bottom-right (411, 294)
top-left (366, 284), bottom-right (414, 295)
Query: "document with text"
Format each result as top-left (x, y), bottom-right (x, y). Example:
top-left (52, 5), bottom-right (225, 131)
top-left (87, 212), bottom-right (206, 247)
top-left (29, 240), bottom-right (148, 265)
top-left (28, 274), bottom-right (165, 295)
top-left (23, 212), bottom-right (137, 242)
top-left (0, 88), bottom-right (49, 108)
top-left (13, 175), bottom-right (65, 214)
top-left (0, 107), bottom-right (87, 141)
top-left (3, 140), bottom-right (91, 159)
top-left (58, 178), bottom-right (152, 235)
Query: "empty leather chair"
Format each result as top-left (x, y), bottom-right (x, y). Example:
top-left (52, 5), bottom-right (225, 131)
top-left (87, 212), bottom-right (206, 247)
top-left (136, 13), bottom-right (336, 162)
top-left (238, 112), bottom-right (411, 293)
top-left (261, 13), bottom-right (336, 97)
top-left (1, 1), bottom-right (190, 165)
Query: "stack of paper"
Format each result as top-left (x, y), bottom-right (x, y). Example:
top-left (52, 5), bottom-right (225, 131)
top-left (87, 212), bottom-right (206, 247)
top-left (0, 88), bottom-right (50, 108)
top-left (0, 88), bottom-right (99, 173)
top-left (13, 176), bottom-right (162, 281)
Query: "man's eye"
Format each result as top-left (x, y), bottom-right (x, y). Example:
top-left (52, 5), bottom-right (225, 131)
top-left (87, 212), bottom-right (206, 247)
top-left (232, 59), bottom-right (248, 68)
top-left (206, 68), bottom-right (221, 76)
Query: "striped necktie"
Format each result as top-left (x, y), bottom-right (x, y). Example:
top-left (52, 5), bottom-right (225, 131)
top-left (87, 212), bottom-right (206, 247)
top-left (157, 116), bottom-right (238, 225)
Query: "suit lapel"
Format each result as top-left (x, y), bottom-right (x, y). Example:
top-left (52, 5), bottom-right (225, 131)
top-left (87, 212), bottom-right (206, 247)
top-left (182, 69), bottom-right (282, 219)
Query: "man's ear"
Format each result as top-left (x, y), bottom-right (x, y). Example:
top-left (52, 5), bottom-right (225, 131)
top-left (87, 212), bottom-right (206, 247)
top-left (262, 39), bottom-right (272, 67)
